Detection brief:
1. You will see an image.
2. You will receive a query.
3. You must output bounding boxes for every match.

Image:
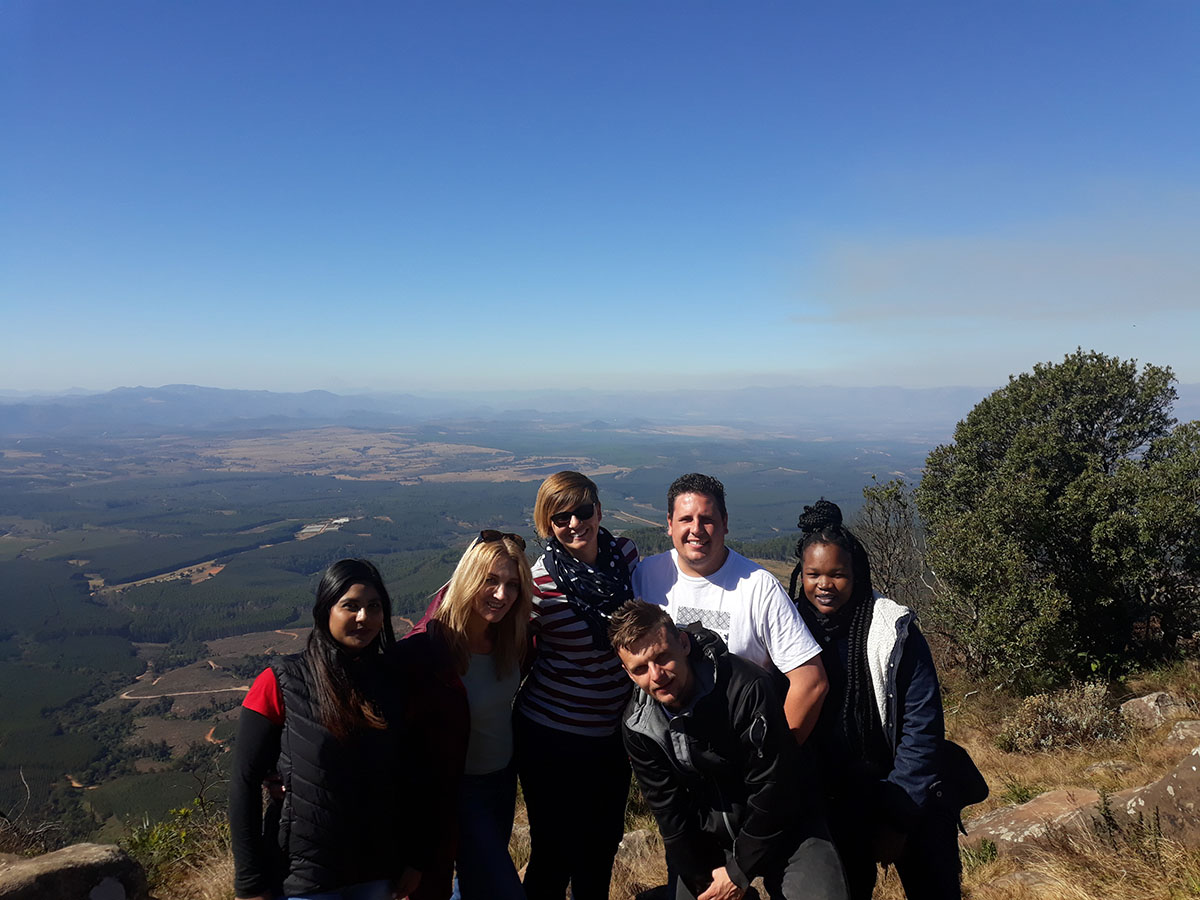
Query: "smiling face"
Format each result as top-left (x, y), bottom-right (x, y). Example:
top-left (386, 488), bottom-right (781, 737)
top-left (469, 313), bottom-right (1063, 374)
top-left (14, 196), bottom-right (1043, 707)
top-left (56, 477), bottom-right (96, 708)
top-left (328, 582), bottom-right (385, 651)
top-left (549, 501), bottom-right (602, 564)
top-left (617, 624), bottom-right (696, 712)
top-left (668, 491), bottom-right (729, 577)
top-left (802, 542), bottom-right (855, 616)
top-left (470, 557), bottom-right (522, 629)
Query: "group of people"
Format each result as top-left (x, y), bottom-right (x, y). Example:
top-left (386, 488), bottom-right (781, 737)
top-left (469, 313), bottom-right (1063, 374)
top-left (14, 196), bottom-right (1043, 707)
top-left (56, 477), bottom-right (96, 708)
top-left (231, 471), bottom-right (978, 900)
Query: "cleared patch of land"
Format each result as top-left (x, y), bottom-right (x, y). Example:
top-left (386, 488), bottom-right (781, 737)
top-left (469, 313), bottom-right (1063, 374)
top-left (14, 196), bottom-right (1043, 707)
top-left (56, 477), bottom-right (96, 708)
top-left (95, 559), bottom-right (223, 594)
top-left (131, 716), bottom-right (226, 754)
top-left (420, 462), bottom-right (630, 483)
top-left (118, 662), bottom-right (249, 702)
top-left (608, 509), bottom-right (663, 529)
top-left (755, 558), bottom-right (796, 584)
top-left (0, 427), bottom-right (632, 484)
top-left (207, 628), bottom-right (309, 657)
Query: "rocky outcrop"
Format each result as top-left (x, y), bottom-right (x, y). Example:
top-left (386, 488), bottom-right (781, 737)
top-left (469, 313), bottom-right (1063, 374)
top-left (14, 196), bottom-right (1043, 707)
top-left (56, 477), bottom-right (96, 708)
top-left (1113, 745), bottom-right (1200, 844)
top-left (964, 744), bottom-right (1200, 856)
top-left (962, 788), bottom-right (1101, 855)
top-left (1120, 691), bottom-right (1190, 729)
top-left (0, 843), bottom-right (148, 900)
top-left (1166, 720), bottom-right (1200, 745)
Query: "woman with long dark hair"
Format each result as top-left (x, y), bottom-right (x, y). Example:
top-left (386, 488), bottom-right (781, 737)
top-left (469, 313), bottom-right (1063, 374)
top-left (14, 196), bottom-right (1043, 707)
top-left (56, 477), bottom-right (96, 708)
top-left (405, 531), bottom-right (533, 900)
top-left (231, 558), bottom-right (427, 900)
top-left (514, 471), bottom-right (639, 900)
top-left (788, 500), bottom-right (963, 900)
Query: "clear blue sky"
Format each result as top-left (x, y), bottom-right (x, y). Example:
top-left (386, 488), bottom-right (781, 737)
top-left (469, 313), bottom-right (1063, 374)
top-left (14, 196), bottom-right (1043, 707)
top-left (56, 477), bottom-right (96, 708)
top-left (3, 1), bottom-right (1198, 393)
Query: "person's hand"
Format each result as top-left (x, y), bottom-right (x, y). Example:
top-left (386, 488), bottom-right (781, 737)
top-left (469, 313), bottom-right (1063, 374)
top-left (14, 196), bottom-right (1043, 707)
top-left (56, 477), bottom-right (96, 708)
top-left (697, 866), bottom-right (745, 900)
top-left (873, 823), bottom-right (908, 865)
top-left (392, 867), bottom-right (421, 898)
top-left (235, 894), bottom-right (273, 900)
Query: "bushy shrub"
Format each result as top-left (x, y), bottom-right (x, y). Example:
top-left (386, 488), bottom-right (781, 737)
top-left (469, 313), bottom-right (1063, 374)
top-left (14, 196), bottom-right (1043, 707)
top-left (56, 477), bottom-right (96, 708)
top-left (122, 797), bottom-right (229, 887)
top-left (996, 681), bottom-right (1128, 752)
top-left (916, 350), bottom-right (1200, 690)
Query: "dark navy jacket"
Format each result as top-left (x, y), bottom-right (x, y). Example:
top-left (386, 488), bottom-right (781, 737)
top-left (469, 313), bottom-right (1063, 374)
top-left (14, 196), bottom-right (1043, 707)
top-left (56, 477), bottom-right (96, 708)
top-left (809, 595), bottom-right (948, 829)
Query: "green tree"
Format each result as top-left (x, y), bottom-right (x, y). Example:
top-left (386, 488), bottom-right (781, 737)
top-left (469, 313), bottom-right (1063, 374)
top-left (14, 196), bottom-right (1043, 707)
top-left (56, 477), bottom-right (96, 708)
top-left (915, 350), bottom-right (1198, 689)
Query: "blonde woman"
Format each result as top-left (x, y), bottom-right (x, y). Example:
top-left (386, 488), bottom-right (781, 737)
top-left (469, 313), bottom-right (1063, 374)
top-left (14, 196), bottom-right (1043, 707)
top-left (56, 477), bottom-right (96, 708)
top-left (406, 530), bottom-right (533, 900)
top-left (515, 472), bottom-right (639, 900)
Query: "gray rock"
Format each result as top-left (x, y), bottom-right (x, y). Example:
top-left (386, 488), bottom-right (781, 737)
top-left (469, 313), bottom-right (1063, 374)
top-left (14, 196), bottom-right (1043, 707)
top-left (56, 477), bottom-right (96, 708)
top-left (1120, 691), bottom-right (1190, 729)
top-left (0, 843), bottom-right (147, 900)
top-left (1166, 720), bottom-right (1200, 746)
top-left (616, 828), bottom-right (661, 862)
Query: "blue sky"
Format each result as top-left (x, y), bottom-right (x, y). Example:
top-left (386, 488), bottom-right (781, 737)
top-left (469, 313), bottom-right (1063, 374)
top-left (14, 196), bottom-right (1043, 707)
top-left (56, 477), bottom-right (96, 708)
top-left (3, 1), bottom-right (1198, 393)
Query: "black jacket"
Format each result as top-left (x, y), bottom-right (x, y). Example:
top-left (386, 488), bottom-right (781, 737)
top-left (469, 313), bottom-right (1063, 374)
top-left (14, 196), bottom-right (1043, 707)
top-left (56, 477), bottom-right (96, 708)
top-left (231, 650), bottom-right (431, 897)
top-left (621, 626), bottom-right (824, 893)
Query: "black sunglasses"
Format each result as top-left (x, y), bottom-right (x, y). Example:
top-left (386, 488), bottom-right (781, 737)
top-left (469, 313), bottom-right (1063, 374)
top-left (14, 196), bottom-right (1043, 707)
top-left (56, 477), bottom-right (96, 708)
top-left (549, 503), bottom-right (596, 527)
top-left (479, 529), bottom-right (527, 551)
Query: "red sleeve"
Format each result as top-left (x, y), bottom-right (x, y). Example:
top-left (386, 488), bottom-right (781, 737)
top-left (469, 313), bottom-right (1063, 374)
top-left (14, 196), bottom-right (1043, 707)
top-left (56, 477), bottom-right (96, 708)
top-left (242, 667), bottom-right (284, 726)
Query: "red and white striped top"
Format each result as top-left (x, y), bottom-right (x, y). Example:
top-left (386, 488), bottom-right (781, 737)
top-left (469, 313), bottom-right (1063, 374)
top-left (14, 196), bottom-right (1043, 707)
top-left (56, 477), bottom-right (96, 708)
top-left (515, 536), bottom-right (639, 737)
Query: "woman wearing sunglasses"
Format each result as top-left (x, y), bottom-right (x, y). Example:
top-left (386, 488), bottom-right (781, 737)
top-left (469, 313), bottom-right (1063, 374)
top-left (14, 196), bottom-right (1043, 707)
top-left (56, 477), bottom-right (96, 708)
top-left (405, 531), bottom-right (534, 900)
top-left (515, 471), bottom-right (640, 900)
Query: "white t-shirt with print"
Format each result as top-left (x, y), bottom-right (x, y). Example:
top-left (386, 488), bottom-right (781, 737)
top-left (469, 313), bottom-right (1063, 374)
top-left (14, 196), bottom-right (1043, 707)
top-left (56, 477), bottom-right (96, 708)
top-left (632, 548), bottom-right (820, 674)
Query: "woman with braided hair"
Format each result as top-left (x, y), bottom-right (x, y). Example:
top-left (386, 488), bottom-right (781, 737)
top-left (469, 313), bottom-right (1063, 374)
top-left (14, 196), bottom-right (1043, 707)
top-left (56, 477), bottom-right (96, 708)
top-left (788, 500), bottom-right (962, 899)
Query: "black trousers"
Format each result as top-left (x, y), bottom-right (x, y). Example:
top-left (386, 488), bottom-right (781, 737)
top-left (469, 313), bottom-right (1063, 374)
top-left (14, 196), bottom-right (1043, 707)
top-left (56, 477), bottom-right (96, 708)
top-left (673, 829), bottom-right (849, 900)
top-left (515, 712), bottom-right (631, 900)
top-left (830, 806), bottom-right (962, 900)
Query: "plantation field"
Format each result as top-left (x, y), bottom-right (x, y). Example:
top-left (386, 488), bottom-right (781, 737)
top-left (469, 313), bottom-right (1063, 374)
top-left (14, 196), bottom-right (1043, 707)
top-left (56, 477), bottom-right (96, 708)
top-left (87, 770), bottom-right (219, 823)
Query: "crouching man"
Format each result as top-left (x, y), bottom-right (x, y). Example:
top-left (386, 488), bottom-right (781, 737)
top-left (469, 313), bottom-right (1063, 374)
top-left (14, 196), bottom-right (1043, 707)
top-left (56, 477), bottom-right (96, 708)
top-left (610, 600), bottom-right (849, 900)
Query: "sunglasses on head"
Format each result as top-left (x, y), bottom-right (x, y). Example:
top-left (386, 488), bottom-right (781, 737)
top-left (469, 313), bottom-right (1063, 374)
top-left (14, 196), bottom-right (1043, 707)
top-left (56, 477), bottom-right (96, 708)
top-left (549, 503), bottom-right (596, 528)
top-left (479, 529), bottom-right (527, 551)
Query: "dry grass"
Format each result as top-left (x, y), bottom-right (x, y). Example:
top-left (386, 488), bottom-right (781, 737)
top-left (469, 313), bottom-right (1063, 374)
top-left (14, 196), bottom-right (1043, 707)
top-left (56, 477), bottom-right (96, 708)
top-left (932, 661), bottom-right (1200, 900)
top-left (940, 660), bottom-right (1200, 819)
top-left (610, 829), bottom-right (668, 899)
top-left (959, 825), bottom-right (1200, 899)
top-left (164, 849), bottom-right (235, 900)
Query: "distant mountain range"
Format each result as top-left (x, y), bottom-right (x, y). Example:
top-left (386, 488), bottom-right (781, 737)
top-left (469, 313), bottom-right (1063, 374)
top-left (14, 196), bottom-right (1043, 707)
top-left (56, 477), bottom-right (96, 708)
top-left (1, 382), bottom-right (1196, 442)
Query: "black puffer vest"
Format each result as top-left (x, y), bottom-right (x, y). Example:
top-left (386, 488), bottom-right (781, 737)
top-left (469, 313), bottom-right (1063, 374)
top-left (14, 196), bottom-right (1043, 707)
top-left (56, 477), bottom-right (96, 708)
top-left (273, 651), bottom-right (412, 895)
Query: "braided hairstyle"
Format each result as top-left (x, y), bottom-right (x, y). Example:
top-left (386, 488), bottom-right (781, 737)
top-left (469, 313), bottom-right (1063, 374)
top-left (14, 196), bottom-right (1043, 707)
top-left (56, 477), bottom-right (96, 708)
top-left (789, 500), bottom-right (879, 758)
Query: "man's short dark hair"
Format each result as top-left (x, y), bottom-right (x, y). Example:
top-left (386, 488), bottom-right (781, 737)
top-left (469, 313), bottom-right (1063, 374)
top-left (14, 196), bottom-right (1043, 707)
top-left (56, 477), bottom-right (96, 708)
top-left (667, 473), bottom-right (727, 520)
top-left (609, 599), bottom-right (679, 653)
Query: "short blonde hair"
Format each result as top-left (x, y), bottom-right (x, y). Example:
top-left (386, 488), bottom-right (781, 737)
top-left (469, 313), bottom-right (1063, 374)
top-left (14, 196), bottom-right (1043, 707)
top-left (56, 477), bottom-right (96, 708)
top-left (533, 471), bottom-right (600, 538)
top-left (433, 536), bottom-right (532, 677)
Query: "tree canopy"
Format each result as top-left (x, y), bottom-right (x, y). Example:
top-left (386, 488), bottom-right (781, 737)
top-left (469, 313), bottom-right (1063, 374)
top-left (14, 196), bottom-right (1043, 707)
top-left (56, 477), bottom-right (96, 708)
top-left (916, 349), bottom-right (1199, 690)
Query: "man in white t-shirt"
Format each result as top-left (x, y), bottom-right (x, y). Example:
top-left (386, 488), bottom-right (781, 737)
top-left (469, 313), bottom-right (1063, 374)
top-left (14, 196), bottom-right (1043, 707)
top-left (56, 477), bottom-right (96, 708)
top-left (633, 472), bottom-right (828, 742)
